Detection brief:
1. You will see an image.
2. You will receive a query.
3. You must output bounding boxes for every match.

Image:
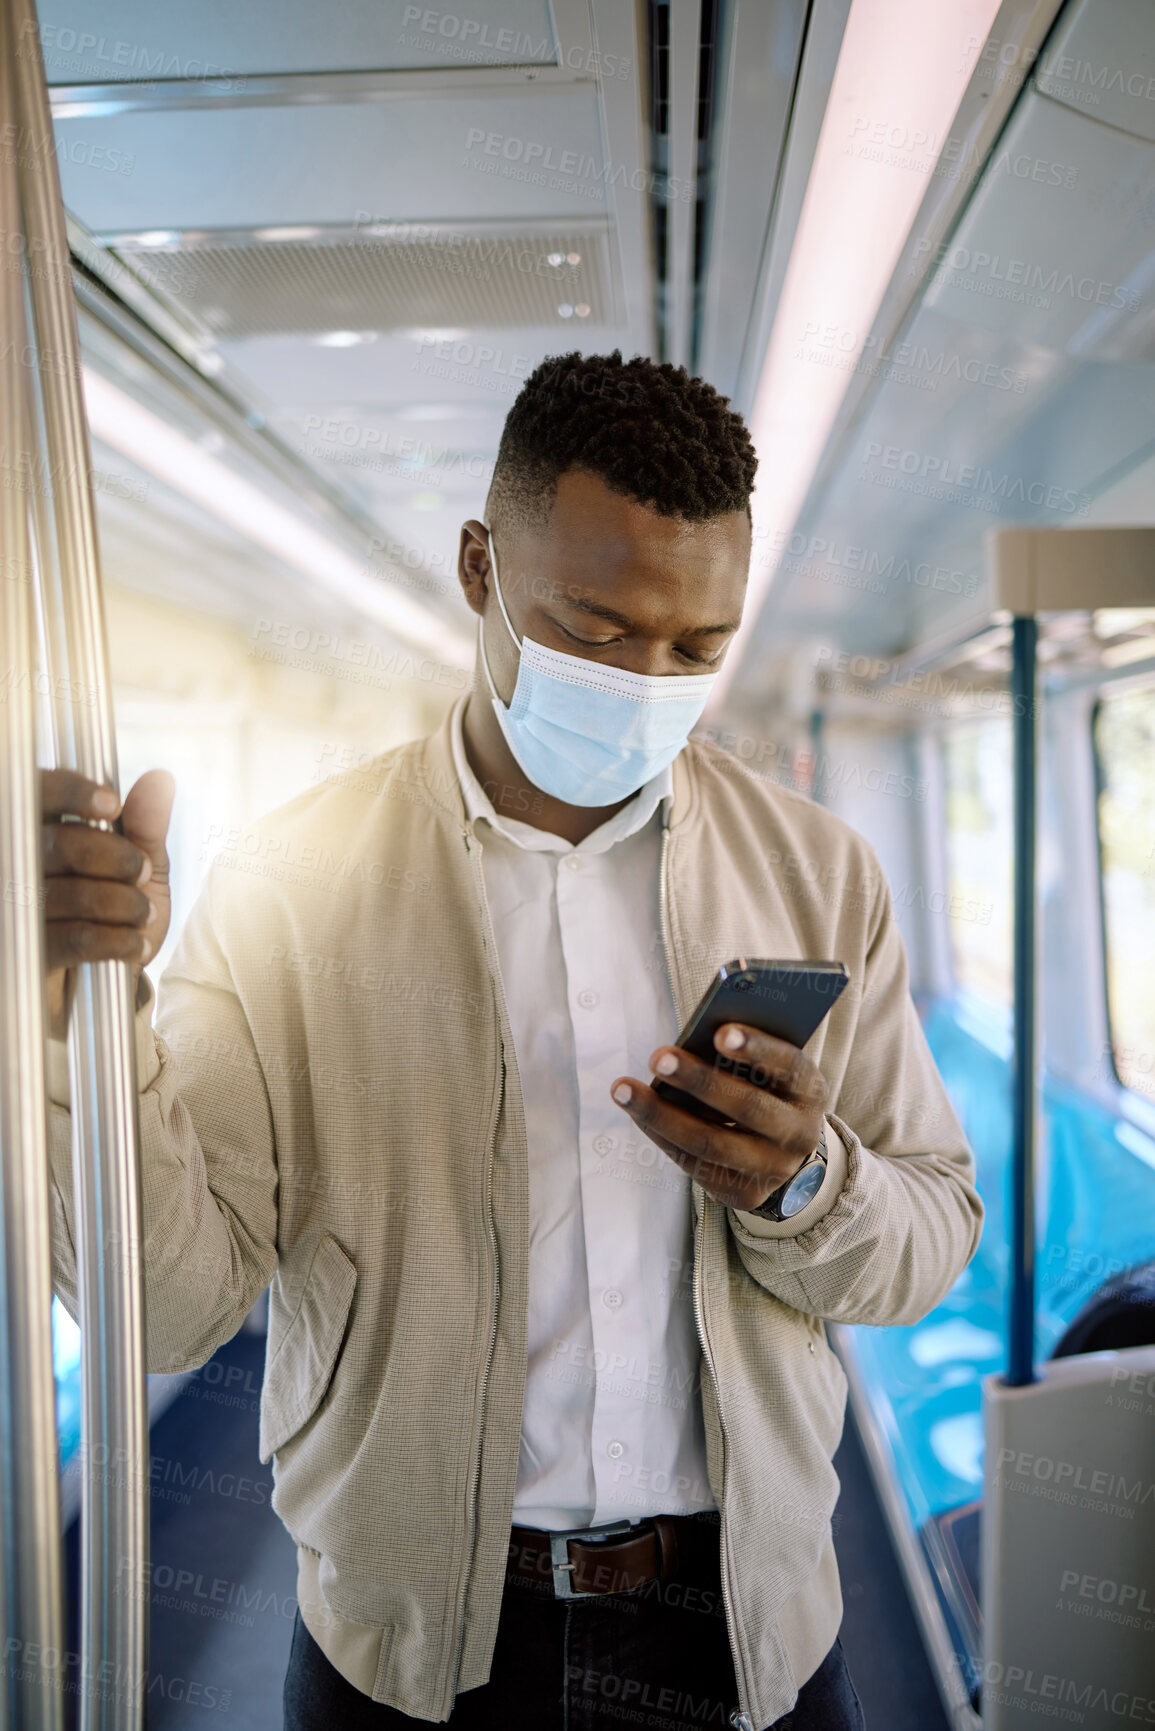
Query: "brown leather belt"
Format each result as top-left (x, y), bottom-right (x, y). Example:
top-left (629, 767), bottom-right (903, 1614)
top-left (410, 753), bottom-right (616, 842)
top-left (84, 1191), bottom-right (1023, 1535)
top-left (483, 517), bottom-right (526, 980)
top-left (508, 1516), bottom-right (682, 1600)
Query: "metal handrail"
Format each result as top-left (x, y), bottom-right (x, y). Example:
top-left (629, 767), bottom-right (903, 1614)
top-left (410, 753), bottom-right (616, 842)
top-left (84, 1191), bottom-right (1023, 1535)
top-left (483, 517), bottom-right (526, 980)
top-left (2, 1), bottom-right (150, 1725)
top-left (0, 22), bottom-right (64, 1727)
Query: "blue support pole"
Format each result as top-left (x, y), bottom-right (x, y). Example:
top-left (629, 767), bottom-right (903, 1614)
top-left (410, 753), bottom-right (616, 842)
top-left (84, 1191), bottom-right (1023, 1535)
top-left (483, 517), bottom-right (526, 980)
top-left (808, 708), bottom-right (824, 806)
top-left (1008, 615), bottom-right (1039, 1387)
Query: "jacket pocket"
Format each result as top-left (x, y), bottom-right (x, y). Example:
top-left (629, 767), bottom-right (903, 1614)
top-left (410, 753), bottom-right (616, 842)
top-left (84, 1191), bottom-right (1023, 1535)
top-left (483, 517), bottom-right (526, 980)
top-left (259, 1233), bottom-right (357, 1463)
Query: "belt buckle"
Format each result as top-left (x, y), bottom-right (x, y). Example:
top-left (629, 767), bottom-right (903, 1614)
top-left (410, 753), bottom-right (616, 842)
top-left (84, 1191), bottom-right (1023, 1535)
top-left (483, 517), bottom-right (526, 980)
top-left (548, 1518), bottom-right (638, 1600)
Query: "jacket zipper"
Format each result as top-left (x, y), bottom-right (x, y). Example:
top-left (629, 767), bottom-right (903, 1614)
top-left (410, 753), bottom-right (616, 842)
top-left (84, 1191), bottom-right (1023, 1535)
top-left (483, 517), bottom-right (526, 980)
top-left (450, 830), bottom-right (503, 1699)
top-left (658, 820), bottom-right (753, 1731)
top-left (694, 1230), bottom-right (754, 1731)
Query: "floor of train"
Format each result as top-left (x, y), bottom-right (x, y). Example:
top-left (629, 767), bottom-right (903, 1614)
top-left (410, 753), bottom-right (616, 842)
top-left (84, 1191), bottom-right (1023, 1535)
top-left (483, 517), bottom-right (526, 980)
top-left (64, 1327), bottom-right (950, 1730)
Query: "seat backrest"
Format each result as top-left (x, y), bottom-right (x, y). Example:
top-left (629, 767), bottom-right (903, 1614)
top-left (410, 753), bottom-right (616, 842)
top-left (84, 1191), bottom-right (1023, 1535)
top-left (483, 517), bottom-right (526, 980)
top-left (1050, 1260), bottom-right (1155, 1358)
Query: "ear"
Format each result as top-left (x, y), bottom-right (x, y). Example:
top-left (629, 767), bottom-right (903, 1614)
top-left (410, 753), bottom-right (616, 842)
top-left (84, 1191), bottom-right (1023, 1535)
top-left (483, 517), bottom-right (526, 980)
top-left (457, 519), bottom-right (491, 617)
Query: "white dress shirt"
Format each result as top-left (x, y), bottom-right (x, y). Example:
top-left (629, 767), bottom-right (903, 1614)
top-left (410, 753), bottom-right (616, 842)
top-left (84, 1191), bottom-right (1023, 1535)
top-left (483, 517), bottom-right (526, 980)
top-left (450, 698), bottom-right (718, 1530)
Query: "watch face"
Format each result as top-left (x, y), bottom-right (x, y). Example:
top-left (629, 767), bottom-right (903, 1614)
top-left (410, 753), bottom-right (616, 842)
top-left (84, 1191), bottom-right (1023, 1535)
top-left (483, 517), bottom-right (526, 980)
top-left (779, 1159), bottom-right (826, 1218)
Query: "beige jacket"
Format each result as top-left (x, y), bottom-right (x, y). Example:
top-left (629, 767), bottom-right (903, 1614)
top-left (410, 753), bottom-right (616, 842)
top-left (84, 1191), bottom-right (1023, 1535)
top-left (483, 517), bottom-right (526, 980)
top-left (47, 698), bottom-right (982, 1729)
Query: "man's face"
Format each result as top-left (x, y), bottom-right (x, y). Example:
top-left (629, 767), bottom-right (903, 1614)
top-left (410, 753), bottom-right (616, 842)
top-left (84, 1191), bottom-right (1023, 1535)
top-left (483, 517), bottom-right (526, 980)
top-left (460, 468), bottom-right (751, 704)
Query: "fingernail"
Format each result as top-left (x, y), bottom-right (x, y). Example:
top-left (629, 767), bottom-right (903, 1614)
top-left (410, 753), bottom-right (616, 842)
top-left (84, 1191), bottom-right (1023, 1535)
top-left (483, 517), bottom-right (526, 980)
top-left (93, 788), bottom-right (120, 816)
top-left (145, 903), bottom-right (158, 926)
top-left (654, 1053), bottom-right (678, 1076)
top-left (721, 1027), bottom-right (745, 1051)
top-left (136, 856), bottom-right (152, 886)
top-left (612, 1084), bottom-right (632, 1106)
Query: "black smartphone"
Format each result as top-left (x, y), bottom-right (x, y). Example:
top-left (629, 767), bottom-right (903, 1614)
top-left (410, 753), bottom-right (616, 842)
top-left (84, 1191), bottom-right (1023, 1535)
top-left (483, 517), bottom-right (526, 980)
top-left (653, 958), bottom-right (849, 1127)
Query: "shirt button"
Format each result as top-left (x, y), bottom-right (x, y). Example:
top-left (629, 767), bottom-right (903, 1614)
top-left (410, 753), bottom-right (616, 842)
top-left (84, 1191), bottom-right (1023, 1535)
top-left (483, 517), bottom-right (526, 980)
top-left (603, 1288), bottom-right (623, 1310)
top-left (564, 856), bottom-right (582, 872)
top-left (607, 1440), bottom-right (625, 1459)
top-left (577, 989), bottom-right (599, 1009)
top-left (593, 1134), bottom-right (615, 1156)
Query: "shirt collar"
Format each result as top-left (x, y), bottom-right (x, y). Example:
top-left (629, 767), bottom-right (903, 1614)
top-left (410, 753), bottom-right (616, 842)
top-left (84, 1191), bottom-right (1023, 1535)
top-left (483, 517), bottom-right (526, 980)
top-left (449, 695), bottom-right (674, 856)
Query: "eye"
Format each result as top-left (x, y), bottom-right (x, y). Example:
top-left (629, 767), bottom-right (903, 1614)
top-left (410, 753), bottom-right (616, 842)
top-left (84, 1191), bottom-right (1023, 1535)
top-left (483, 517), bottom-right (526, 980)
top-left (557, 621), bottom-right (618, 648)
top-left (555, 619), bottom-right (726, 662)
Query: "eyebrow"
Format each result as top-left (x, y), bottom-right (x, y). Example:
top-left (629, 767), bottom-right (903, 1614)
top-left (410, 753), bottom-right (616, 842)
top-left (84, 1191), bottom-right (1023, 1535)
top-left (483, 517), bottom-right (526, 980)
top-left (563, 595), bottom-right (741, 635)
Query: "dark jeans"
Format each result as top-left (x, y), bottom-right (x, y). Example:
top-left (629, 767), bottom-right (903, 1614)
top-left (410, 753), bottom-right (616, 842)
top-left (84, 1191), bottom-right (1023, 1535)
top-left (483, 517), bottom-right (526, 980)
top-left (283, 1514), bottom-right (865, 1731)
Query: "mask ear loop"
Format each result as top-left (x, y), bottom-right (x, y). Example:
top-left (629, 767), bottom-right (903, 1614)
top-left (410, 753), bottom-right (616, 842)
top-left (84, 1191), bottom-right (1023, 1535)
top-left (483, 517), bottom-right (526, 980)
top-left (478, 526), bottom-right (520, 703)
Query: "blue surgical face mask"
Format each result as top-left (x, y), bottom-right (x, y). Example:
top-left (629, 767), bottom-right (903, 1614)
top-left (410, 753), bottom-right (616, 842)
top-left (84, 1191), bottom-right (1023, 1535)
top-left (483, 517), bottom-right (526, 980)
top-left (477, 528), bottom-right (720, 807)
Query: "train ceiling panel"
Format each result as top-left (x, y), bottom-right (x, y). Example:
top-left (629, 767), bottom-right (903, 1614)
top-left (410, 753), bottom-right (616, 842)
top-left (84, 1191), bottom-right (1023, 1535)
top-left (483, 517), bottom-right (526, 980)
top-left (38, 0), bottom-right (559, 79)
top-left (1033, 0), bottom-right (1155, 144)
top-left (920, 92), bottom-right (1155, 364)
top-left (38, 0), bottom-right (837, 658)
top-left (734, 0), bottom-right (1155, 693)
top-left (749, 331), bottom-right (1155, 660)
top-left (35, 0), bottom-right (663, 638)
top-left (100, 227), bottom-right (613, 340)
top-left (209, 331), bottom-right (520, 417)
top-left (50, 89), bottom-right (608, 232)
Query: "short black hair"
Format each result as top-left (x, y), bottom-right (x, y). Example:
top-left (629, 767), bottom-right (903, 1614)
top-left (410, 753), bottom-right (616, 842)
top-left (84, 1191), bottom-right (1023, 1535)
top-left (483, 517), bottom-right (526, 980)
top-left (486, 350), bottom-right (757, 536)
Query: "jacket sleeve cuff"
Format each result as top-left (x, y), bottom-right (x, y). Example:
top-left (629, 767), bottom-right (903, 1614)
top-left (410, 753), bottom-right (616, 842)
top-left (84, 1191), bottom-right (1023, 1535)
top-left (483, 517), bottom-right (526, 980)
top-left (728, 1117), bottom-right (849, 1240)
top-left (46, 971), bottom-right (162, 1110)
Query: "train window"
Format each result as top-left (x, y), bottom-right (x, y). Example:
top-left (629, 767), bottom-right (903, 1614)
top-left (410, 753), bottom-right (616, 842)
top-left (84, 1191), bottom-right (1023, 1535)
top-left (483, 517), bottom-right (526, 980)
top-left (940, 719), bottom-right (1013, 1007)
top-left (1094, 684), bottom-right (1155, 1102)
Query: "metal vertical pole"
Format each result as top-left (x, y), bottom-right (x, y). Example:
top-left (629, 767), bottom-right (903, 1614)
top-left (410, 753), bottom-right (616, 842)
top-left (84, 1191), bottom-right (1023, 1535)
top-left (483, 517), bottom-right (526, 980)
top-left (808, 707), bottom-right (824, 805)
top-left (5, 1), bottom-right (150, 1723)
top-left (0, 22), bottom-right (65, 1725)
top-left (664, 0), bottom-right (702, 369)
top-left (1007, 615), bottom-right (1038, 1387)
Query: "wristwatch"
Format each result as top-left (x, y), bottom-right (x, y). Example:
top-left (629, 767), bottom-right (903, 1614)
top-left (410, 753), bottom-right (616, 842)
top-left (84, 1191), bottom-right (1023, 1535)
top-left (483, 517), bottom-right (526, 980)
top-left (746, 1125), bottom-right (828, 1222)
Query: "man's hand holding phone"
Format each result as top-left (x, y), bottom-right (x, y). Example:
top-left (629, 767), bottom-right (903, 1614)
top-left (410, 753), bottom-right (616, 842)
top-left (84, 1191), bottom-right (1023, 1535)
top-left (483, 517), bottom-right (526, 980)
top-left (609, 959), bottom-right (847, 1213)
top-left (610, 1024), bottom-right (829, 1213)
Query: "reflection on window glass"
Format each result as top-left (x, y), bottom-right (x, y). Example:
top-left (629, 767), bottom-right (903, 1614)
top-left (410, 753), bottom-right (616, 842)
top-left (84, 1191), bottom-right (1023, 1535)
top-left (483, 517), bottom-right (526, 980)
top-left (1095, 685), bottom-right (1155, 1101)
top-left (941, 720), bottom-right (1013, 1007)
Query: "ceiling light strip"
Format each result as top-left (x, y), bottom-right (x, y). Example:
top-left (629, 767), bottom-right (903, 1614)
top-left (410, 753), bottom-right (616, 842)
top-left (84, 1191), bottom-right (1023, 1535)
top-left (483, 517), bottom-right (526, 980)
top-left (48, 64), bottom-right (587, 120)
top-left (95, 216), bottom-right (613, 252)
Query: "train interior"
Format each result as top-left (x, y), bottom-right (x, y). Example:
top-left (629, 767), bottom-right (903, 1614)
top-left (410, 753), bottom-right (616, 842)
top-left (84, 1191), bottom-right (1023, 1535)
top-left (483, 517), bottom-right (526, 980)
top-left (17, 0), bottom-right (1155, 1724)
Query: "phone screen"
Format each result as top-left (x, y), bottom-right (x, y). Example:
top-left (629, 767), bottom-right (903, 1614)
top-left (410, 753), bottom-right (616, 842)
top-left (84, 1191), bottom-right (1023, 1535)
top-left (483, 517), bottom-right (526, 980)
top-left (652, 958), bottom-right (848, 1126)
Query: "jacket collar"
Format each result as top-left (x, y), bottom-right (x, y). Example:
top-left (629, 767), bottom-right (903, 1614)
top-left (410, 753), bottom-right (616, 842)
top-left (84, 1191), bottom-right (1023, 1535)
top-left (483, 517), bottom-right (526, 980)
top-left (670, 732), bottom-right (703, 833)
top-left (413, 697), bottom-right (470, 830)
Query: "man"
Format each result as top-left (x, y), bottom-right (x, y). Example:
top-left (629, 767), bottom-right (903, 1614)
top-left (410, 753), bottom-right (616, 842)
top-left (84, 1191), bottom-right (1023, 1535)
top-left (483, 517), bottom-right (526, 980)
top-left (43, 350), bottom-right (983, 1730)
